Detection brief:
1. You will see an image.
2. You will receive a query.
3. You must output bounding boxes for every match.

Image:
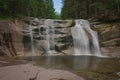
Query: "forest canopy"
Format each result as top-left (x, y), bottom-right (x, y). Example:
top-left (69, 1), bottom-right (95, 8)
top-left (0, 0), bottom-right (120, 21)
top-left (0, 0), bottom-right (55, 19)
top-left (61, 0), bottom-right (120, 21)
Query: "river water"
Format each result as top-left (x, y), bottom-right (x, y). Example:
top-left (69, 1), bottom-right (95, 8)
top-left (25, 56), bottom-right (120, 80)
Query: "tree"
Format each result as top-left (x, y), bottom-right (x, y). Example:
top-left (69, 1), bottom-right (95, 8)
top-left (44, 0), bottom-right (55, 18)
top-left (0, 0), bottom-right (10, 17)
top-left (61, 0), bottom-right (120, 21)
top-left (0, 0), bottom-right (55, 19)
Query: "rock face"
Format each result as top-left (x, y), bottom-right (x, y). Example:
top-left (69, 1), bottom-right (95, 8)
top-left (23, 19), bottom-right (75, 56)
top-left (0, 18), bottom-right (120, 57)
top-left (0, 20), bottom-right (24, 57)
top-left (92, 22), bottom-right (120, 56)
top-left (0, 19), bottom-right (75, 57)
top-left (93, 23), bottom-right (120, 47)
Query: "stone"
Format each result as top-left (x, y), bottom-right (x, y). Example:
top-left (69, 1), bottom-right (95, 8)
top-left (92, 22), bottom-right (120, 47)
top-left (0, 20), bottom-right (24, 57)
top-left (101, 47), bottom-right (120, 57)
top-left (0, 19), bottom-right (119, 57)
top-left (0, 64), bottom-right (84, 80)
top-left (23, 19), bottom-right (75, 56)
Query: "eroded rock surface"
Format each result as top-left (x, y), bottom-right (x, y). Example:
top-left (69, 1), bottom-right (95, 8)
top-left (0, 19), bottom-right (120, 57)
top-left (93, 23), bottom-right (120, 47)
top-left (0, 20), bottom-right (24, 57)
top-left (92, 22), bottom-right (120, 56)
top-left (0, 64), bottom-right (84, 80)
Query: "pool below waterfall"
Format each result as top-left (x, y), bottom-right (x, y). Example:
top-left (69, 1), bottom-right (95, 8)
top-left (25, 56), bottom-right (120, 80)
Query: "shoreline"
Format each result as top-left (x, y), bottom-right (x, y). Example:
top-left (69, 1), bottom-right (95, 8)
top-left (0, 63), bottom-right (83, 80)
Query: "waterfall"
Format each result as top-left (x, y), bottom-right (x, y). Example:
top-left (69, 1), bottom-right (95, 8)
top-left (28, 19), bottom-right (102, 56)
top-left (71, 20), bottom-right (101, 56)
top-left (29, 23), bottom-right (35, 56)
top-left (44, 19), bottom-right (55, 55)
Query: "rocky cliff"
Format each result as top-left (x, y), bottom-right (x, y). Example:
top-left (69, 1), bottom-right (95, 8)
top-left (0, 19), bottom-right (120, 57)
top-left (92, 22), bottom-right (120, 56)
top-left (0, 20), bottom-right (24, 57)
top-left (23, 19), bottom-right (74, 56)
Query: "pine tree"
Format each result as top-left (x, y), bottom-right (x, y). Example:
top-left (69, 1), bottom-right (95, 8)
top-left (0, 0), bottom-right (55, 19)
top-left (44, 0), bottom-right (55, 18)
top-left (61, 0), bottom-right (120, 20)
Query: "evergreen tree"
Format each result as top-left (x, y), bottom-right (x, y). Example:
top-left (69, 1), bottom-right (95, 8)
top-left (44, 0), bottom-right (55, 18)
top-left (0, 0), bottom-right (55, 19)
top-left (0, 0), bottom-right (10, 17)
top-left (61, 0), bottom-right (120, 21)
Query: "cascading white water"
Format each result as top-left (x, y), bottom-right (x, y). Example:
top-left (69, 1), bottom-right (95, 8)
top-left (71, 20), bottom-right (101, 56)
top-left (29, 22), bottom-right (35, 56)
top-left (28, 19), bottom-right (101, 56)
top-left (44, 19), bottom-right (55, 55)
top-left (71, 20), bottom-right (90, 55)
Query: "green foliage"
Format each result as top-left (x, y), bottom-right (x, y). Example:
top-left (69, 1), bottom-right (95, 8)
top-left (61, 0), bottom-right (120, 21)
top-left (0, 0), bottom-right (55, 19)
top-left (54, 12), bottom-right (61, 19)
top-left (44, 0), bottom-right (55, 18)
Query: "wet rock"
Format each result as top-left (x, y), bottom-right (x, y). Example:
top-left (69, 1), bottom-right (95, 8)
top-left (92, 23), bottom-right (120, 47)
top-left (23, 19), bottom-right (75, 55)
top-left (101, 47), bottom-right (120, 57)
top-left (92, 22), bottom-right (120, 56)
